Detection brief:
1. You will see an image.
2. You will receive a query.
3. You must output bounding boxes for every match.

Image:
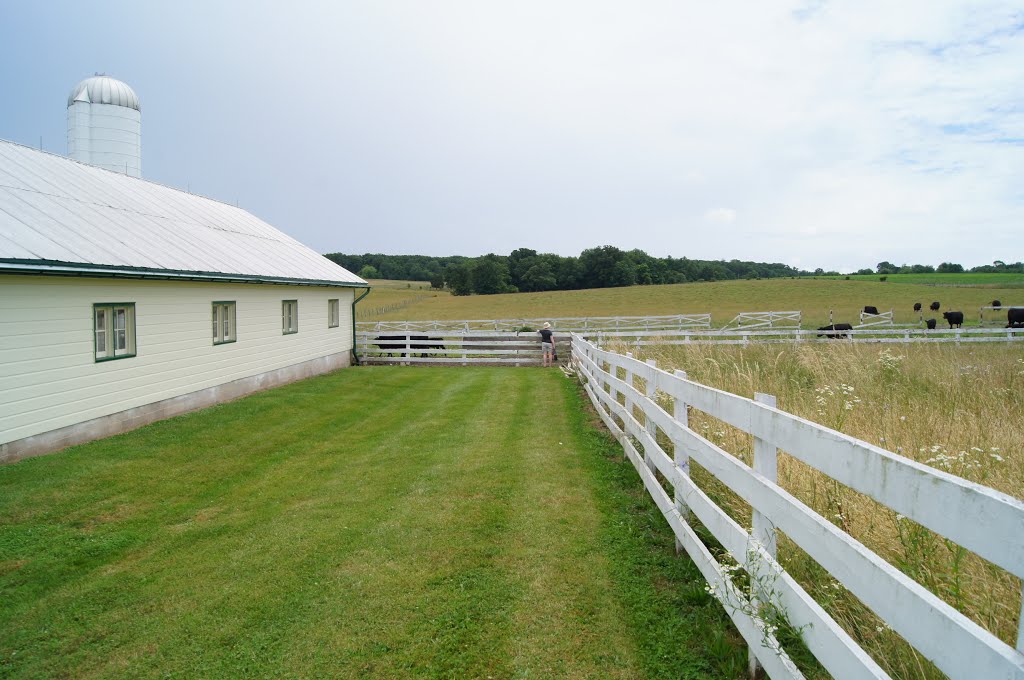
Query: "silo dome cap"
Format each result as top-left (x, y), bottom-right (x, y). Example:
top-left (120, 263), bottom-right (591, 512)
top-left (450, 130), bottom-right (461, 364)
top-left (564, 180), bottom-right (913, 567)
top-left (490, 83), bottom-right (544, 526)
top-left (67, 75), bottom-right (140, 111)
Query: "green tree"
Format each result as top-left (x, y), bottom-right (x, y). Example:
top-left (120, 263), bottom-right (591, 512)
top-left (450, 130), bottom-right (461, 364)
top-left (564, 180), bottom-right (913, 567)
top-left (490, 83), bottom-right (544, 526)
top-left (358, 265), bottom-right (381, 279)
top-left (936, 262), bottom-right (964, 273)
top-left (520, 261), bottom-right (558, 292)
top-left (445, 265), bottom-right (473, 296)
top-left (472, 256), bottom-right (513, 295)
top-left (580, 245), bottom-right (627, 288)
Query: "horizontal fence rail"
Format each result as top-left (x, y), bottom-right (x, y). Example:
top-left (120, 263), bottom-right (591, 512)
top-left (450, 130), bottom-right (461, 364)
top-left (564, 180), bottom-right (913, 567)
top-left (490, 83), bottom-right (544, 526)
top-left (570, 333), bottom-right (1024, 679)
top-left (355, 332), bottom-right (570, 366)
top-left (722, 311), bottom-right (803, 330)
top-left (356, 314), bottom-right (712, 333)
top-left (587, 327), bottom-right (1024, 346)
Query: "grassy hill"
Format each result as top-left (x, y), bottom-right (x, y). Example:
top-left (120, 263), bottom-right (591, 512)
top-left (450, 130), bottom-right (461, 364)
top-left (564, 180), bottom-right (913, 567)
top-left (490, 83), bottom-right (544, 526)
top-left (821, 272), bottom-right (1024, 286)
top-left (357, 278), bottom-right (1023, 327)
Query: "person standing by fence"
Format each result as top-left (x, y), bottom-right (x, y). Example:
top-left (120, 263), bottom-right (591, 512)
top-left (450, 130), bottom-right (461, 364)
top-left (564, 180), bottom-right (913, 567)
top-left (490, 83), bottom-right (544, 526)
top-left (539, 322), bottom-right (555, 367)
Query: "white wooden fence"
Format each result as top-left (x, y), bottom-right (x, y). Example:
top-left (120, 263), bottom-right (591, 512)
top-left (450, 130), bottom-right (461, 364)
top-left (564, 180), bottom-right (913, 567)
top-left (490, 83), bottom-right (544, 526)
top-left (355, 331), bottom-right (570, 366)
top-left (588, 326), bottom-right (1024, 347)
top-left (572, 334), bottom-right (1024, 679)
top-left (722, 311), bottom-right (802, 330)
top-left (980, 305), bottom-right (1024, 326)
top-left (357, 313), bottom-right (711, 334)
top-left (856, 310), bottom-right (895, 328)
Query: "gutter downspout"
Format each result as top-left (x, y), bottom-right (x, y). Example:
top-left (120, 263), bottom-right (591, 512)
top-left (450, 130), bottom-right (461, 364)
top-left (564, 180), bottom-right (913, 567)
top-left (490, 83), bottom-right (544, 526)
top-left (351, 287), bottom-right (371, 365)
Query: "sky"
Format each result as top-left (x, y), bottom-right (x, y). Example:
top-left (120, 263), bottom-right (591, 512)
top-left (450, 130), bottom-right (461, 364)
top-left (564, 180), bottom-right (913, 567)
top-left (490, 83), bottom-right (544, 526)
top-left (1, 1), bottom-right (1022, 273)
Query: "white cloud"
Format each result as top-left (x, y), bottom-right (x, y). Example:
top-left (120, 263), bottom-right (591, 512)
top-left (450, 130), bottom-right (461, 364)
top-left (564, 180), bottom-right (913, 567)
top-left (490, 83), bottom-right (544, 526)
top-left (705, 208), bottom-right (738, 224)
top-left (8, 1), bottom-right (1020, 270)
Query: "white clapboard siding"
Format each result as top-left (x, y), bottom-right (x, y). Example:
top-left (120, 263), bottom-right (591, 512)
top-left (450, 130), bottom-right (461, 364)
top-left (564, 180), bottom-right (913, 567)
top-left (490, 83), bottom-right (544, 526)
top-left (0, 276), bottom-right (355, 444)
top-left (571, 334), bottom-right (1024, 679)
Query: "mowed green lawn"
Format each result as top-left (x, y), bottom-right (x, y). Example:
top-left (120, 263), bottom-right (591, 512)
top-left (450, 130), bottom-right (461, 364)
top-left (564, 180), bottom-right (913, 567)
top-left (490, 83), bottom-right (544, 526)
top-left (0, 368), bottom-right (745, 678)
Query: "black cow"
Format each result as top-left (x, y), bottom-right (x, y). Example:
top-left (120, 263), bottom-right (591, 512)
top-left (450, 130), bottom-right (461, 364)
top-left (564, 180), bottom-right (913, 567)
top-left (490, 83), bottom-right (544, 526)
top-left (925, 318), bottom-right (937, 330)
top-left (992, 300), bottom-right (1002, 308)
top-left (930, 301), bottom-right (941, 311)
top-left (942, 311), bottom-right (964, 329)
top-left (913, 302), bottom-right (922, 312)
top-left (374, 335), bottom-right (408, 357)
top-left (863, 306), bottom-right (879, 315)
top-left (374, 335), bottom-right (445, 358)
top-left (410, 335), bottom-right (445, 357)
top-left (817, 323), bottom-right (853, 339)
top-left (1008, 309), bottom-right (1024, 326)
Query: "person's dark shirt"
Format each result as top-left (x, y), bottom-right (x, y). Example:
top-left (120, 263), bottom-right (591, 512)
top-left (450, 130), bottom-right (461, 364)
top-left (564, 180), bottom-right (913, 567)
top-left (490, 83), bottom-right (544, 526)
top-left (539, 329), bottom-right (553, 343)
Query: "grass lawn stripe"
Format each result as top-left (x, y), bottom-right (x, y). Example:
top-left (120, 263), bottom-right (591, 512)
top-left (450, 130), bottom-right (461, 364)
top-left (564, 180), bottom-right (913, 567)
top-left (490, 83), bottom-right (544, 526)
top-left (1, 367), bottom-right (747, 678)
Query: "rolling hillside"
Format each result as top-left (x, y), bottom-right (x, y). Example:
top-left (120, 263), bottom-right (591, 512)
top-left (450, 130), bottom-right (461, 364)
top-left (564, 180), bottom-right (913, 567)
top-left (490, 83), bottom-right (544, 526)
top-left (356, 278), bottom-right (1023, 327)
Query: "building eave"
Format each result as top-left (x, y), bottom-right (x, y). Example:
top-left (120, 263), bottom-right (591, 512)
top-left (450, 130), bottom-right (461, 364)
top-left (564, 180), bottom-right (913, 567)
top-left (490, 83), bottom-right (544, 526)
top-left (0, 259), bottom-right (369, 289)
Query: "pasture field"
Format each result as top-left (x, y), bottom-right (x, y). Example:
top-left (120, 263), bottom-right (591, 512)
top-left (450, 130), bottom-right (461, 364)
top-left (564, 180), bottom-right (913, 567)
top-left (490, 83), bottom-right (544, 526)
top-left (359, 278), bottom-right (1024, 328)
top-left (823, 272), bottom-right (1024, 286)
top-left (0, 368), bottom-right (751, 679)
top-left (355, 279), bottom-right (439, 320)
top-left (614, 339), bottom-right (1024, 679)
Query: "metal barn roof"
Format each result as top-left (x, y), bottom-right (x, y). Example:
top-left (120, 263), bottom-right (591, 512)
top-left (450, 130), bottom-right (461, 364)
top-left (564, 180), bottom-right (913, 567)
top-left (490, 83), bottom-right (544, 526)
top-left (0, 140), bottom-right (366, 287)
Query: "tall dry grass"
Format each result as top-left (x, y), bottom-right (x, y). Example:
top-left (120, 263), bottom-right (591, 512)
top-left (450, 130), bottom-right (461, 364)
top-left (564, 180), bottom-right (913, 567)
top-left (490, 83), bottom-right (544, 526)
top-left (610, 339), bottom-right (1024, 678)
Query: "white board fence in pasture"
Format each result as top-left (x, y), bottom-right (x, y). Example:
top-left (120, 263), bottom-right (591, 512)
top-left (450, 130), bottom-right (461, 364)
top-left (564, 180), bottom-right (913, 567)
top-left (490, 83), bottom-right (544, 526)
top-left (571, 334), bottom-right (1024, 679)
top-left (856, 310), bottom-right (895, 328)
top-left (588, 326), bottom-right (1024, 347)
top-left (722, 311), bottom-right (802, 330)
top-left (356, 313), bottom-right (712, 334)
top-left (355, 331), bottom-right (571, 366)
top-left (980, 305), bottom-right (1024, 326)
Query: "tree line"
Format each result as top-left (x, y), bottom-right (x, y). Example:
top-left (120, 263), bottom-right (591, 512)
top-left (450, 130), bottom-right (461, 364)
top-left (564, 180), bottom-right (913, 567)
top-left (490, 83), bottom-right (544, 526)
top-left (322, 248), bottom-right (1023, 296)
top-left (324, 247), bottom-right (808, 295)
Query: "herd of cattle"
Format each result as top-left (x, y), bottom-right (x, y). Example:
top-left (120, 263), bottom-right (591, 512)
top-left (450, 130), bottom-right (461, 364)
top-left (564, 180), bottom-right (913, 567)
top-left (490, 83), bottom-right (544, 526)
top-left (371, 302), bottom-right (1024, 352)
top-left (817, 300), bottom-right (1024, 338)
top-left (372, 335), bottom-right (446, 357)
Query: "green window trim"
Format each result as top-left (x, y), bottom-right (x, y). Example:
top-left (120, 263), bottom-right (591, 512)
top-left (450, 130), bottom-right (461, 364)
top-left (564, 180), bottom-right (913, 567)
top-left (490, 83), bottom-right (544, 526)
top-left (93, 302), bottom-right (137, 362)
top-left (212, 301), bottom-right (237, 345)
top-left (282, 300), bottom-right (299, 335)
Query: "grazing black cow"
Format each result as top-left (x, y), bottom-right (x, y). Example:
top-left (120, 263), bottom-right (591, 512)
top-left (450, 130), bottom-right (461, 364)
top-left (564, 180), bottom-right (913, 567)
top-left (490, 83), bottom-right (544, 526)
top-left (913, 302), bottom-right (922, 312)
top-left (992, 299), bottom-right (1002, 308)
top-left (374, 335), bottom-right (408, 357)
top-left (930, 301), bottom-right (941, 311)
top-left (410, 335), bottom-right (445, 357)
top-left (1008, 309), bottom-right (1024, 326)
top-left (817, 323), bottom-right (853, 339)
top-left (863, 306), bottom-right (879, 315)
top-left (942, 311), bottom-right (964, 328)
top-left (925, 318), bottom-right (937, 330)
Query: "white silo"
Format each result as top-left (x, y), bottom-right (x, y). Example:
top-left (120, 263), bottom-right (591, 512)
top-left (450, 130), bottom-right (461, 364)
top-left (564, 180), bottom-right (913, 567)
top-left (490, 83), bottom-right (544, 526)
top-left (66, 75), bottom-right (142, 177)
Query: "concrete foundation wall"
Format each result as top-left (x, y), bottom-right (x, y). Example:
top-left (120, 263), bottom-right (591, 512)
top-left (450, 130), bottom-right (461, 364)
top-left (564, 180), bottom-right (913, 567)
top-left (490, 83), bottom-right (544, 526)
top-left (1, 350), bottom-right (350, 464)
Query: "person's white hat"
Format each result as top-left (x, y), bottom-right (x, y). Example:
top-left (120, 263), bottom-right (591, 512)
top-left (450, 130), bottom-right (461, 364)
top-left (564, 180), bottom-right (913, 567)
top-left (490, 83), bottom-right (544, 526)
top-left (543, 322), bottom-right (551, 328)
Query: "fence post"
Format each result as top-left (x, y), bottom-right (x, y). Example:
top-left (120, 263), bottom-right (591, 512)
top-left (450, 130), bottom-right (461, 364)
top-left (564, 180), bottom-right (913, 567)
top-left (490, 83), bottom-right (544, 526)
top-left (749, 392), bottom-right (778, 680)
top-left (673, 369), bottom-right (691, 555)
top-left (644, 359), bottom-right (658, 477)
top-left (1018, 593), bottom-right (1024, 653)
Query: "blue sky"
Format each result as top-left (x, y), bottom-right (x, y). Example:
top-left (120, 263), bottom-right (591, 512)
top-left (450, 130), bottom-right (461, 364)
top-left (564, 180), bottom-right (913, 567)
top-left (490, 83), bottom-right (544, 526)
top-left (1, 0), bottom-right (1021, 272)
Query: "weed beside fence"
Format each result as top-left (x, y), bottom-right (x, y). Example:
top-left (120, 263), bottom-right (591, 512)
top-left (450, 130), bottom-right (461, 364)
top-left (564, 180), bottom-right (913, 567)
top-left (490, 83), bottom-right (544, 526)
top-left (572, 334), bottom-right (1024, 679)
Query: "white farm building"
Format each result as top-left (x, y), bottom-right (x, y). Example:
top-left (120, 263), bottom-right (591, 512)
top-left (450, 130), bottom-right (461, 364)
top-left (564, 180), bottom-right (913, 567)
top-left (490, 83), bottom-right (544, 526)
top-left (0, 138), bottom-right (367, 462)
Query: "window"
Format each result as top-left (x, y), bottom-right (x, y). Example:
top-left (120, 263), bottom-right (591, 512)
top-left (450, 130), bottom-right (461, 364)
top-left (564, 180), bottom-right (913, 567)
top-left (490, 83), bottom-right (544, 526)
top-left (94, 303), bottom-right (136, 361)
top-left (282, 300), bottom-right (298, 334)
top-left (328, 299), bottom-right (339, 328)
top-left (213, 301), bottom-right (236, 344)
